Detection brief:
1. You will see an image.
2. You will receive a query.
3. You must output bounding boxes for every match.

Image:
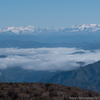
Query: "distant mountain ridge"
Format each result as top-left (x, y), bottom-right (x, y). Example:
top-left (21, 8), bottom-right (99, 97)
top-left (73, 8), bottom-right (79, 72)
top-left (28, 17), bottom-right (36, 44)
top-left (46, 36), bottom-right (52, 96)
top-left (0, 39), bottom-right (100, 50)
top-left (1, 24), bottom-right (100, 34)
top-left (0, 25), bottom-right (58, 34)
top-left (40, 60), bottom-right (100, 93)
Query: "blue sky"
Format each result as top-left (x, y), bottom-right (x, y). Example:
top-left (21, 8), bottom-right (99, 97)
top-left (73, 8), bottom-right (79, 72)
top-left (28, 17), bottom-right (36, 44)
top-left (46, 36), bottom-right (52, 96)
top-left (0, 0), bottom-right (100, 28)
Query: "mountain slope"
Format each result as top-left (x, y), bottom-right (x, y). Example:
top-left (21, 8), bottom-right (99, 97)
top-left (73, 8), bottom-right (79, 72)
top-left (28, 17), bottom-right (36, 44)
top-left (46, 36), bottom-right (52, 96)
top-left (0, 67), bottom-right (59, 83)
top-left (40, 61), bottom-right (100, 93)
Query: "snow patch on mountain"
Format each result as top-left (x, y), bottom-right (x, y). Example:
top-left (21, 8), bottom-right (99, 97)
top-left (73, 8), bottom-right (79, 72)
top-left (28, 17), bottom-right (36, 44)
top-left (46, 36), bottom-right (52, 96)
top-left (71, 24), bottom-right (100, 32)
top-left (0, 25), bottom-right (36, 34)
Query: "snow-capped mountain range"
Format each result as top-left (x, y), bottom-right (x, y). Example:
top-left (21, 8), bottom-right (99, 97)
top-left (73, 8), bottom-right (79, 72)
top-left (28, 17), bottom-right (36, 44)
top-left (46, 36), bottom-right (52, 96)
top-left (0, 24), bottom-right (100, 34)
top-left (71, 24), bottom-right (100, 32)
top-left (0, 25), bottom-right (58, 34)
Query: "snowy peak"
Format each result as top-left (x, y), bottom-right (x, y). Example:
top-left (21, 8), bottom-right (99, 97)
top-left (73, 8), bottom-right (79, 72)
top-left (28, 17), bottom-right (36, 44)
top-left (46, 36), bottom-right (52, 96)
top-left (71, 24), bottom-right (100, 32)
top-left (0, 25), bottom-right (36, 34)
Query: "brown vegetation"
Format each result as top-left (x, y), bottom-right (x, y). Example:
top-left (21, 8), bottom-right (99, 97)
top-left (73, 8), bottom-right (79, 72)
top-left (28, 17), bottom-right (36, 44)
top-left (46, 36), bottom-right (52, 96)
top-left (0, 82), bottom-right (99, 100)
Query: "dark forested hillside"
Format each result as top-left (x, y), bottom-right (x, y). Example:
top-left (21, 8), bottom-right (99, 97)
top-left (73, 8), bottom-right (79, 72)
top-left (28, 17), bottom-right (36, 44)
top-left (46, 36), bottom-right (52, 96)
top-left (40, 61), bottom-right (100, 93)
top-left (0, 82), bottom-right (99, 100)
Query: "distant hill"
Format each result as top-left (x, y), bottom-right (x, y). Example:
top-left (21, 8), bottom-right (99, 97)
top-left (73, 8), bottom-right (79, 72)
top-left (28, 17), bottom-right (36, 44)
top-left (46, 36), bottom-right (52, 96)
top-left (40, 61), bottom-right (100, 93)
top-left (0, 67), bottom-right (59, 83)
top-left (0, 39), bottom-right (100, 50)
top-left (0, 82), bottom-right (99, 100)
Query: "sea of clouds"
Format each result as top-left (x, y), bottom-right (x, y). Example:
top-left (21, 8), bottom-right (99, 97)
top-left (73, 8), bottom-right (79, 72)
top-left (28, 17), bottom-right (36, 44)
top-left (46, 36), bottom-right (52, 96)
top-left (0, 47), bottom-right (100, 71)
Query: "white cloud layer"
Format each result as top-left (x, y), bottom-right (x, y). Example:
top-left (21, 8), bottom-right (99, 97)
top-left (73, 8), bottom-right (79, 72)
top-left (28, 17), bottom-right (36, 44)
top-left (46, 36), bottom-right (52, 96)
top-left (0, 48), bottom-right (100, 71)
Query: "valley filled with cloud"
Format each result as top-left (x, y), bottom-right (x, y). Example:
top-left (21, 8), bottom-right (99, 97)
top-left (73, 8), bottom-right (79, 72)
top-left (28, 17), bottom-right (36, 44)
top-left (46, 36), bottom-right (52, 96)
top-left (0, 47), bottom-right (99, 71)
